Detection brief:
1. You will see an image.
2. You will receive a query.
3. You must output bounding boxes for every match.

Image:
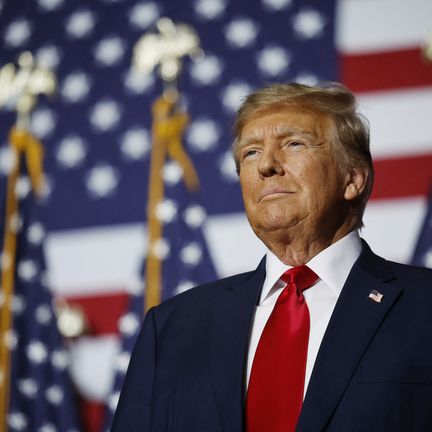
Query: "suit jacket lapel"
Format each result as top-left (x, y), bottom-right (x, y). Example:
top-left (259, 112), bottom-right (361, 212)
top-left (297, 242), bottom-right (402, 431)
top-left (209, 259), bottom-right (266, 432)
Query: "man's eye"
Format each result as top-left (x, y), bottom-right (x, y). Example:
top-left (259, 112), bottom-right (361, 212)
top-left (244, 149), bottom-right (258, 158)
top-left (284, 141), bottom-right (305, 150)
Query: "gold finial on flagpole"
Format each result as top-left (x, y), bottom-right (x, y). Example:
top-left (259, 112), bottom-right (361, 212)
top-left (133, 18), bottom-right (203, 311)
top-left (0, 51), bottom-right (56, 130)
top-left (133, 17), bottom-right (203, 100)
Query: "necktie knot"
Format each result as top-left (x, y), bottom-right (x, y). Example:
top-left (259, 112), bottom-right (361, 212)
top-left (280, 265), bottom-right (318, 292)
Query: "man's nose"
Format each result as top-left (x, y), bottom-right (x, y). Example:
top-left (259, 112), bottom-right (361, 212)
top-left (257, 147), bottom-right (284, 177)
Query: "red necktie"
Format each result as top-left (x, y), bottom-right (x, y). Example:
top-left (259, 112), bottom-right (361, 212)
top-left (246, 265), bottom-right (318, 432)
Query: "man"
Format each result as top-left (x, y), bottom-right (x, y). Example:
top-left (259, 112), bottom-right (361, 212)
top-left (112, 83), bottom-right (432, 431)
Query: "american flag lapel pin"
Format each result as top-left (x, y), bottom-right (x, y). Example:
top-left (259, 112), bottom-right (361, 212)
top-left (368, 289), bottom-right (383, 303)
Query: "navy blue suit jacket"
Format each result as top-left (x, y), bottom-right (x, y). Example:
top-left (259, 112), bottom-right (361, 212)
top-left (112, 242), bottom-right (432, 431)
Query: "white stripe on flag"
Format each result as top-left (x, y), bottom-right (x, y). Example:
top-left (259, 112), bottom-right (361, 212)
top-left (336, 0), bottom-right (432, 53)
top-left (357, 87), bottom-right (432, 159)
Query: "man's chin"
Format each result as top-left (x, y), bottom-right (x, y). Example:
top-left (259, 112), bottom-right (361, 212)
top-left (252, 219), bottom-right (300, 237)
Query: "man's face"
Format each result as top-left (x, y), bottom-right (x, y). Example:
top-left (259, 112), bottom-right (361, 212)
top-left (237, 106), bottom-right (352, 244)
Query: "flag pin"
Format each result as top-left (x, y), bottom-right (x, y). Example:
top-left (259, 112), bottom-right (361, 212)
top-left (368, 290), bottom-right (383, 303)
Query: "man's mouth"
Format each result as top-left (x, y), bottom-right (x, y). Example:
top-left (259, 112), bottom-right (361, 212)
top-left (259, 188), bottom-right (294, 202)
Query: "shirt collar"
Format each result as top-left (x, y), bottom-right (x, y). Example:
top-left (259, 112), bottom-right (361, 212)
top-left (261, 231), bottom-right (362, 305)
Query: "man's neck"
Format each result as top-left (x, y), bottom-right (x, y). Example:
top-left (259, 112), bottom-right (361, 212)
top-left (258, 220), bottom-right (357, 266)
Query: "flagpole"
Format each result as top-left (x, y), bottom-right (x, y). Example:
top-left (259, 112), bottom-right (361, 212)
top-left (0, 52), bottom-right (55, 432)
top-left (0, 136), bottom-right (21, 432)
top-left (144, 96), bottom-right (170, 310)
top-left (133, 18), bottom-right (202, 312)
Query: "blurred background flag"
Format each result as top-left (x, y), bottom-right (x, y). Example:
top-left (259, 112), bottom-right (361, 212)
top-left (411, 186), bottom-right (432, 268)
top-left (104, 155), bottom-right (218, 429)
top-left (0, 0), bottom-right (431, 431)
top-left (0, 140), bottom-right (81, 432)
top-left (104, 21), bottom-right (218, 427)
top-left (0, 84), bottom-right (80, 432)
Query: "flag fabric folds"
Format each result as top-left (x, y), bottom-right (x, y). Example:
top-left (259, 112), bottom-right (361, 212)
top-left (104, 91), bottom-right (219, 428)
top-left (0, 143), bottom-right (80, 431)
top-left (104, 163), bottom-right (218, 430)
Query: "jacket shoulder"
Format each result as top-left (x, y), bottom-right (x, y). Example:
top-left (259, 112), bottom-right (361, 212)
top-left (153, 268), bottom-right (261, 314)
top-left (386, 259), bottom-right (432, 285)
top-left (360, 239), bottom-right (432, 286)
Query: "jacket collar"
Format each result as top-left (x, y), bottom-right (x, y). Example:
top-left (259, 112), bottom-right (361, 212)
top-left (209, 258), bottom-right (266, 432)
top-left (297, 241), bottom-right (401, 431)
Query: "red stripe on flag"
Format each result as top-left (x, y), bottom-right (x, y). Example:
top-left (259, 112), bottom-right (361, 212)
top-left (64, 292), bottom-right (130, 335)
top-left (341, 48), bottom-right (432, 93)
top-left (371, 152), bottom-right (432, 200)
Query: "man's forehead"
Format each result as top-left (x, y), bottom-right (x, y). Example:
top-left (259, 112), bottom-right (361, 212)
top-left (239, 107), bottom-right (331, 142)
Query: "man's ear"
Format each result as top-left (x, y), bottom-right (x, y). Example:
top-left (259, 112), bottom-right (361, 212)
top-left (344, 167), bottom-right (368, 201)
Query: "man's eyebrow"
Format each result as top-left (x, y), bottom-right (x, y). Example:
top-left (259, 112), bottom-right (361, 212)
top-left (238, 128), bottom-right (317, 147)
top-left (237, 136), bottom-right (262, 148)
top-left (275, 128), bottom-right (316, 139)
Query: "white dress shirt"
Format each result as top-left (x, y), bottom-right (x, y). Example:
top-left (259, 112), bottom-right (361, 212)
top-left (246, 231), bottom-right (362, 397)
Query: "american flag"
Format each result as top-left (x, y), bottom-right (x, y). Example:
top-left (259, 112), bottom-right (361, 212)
top-left (0, 0), bottom-right (431, 431)
top-left (0, 156), bottom-right (80, 431)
